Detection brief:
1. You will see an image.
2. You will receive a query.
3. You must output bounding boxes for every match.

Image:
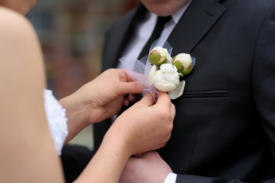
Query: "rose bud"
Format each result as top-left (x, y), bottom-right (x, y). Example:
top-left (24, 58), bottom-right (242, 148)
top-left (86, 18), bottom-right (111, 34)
top-left (148, 47), bottom-right (169, 65)
top-left (173, 53), bottom-right (194, 76)
top-left (149, 63), bottom-right (180, 92)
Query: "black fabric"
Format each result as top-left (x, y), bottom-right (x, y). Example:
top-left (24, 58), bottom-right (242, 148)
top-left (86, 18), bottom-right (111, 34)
top-left (95, 0), bottom-right (275, 182)
top-left (138, 16), bottom-right (172, 61)
top-left (61, 145), bottom-right (94, 183)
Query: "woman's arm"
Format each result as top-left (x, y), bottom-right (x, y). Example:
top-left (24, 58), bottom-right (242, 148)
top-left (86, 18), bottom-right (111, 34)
top-left (0, 8), bottom-right (64, 183)
top-left (76, 93), bottom-right (175, 183)
top-left (0, 7), bottom-right (175, 183)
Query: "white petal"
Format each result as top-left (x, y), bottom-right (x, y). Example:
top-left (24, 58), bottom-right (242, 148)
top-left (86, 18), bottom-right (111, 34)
top-left (148, 62), bottom-right (182, 92)
top-left (160, 63), bottom-right (174, 72)
top-left (154, 71), bottom-right (164, 81)
top-left (148, 65), bottom-right (157, 85)
top-left (169, 80), bottom-right (186, 100)
top-left (163, 74), bottom-right (179, 84)
top-left (155, 81), bottom-right (177, 92)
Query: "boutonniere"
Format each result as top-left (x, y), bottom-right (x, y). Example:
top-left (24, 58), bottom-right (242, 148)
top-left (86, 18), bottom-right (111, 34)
top-left (148, 46), bottom-right (195, 99)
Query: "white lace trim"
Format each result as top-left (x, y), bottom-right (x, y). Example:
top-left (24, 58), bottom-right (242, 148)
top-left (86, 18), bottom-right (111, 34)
top-left (44, 89), bottom-right (68, 155)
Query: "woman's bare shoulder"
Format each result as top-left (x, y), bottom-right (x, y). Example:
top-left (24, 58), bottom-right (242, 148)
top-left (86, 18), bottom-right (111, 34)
top-left (0, 7), bottom-right (41, 57)
top-left (0, 7), bottom-right (35, 36)
top-left (0, 7), bottom-right (45, 95)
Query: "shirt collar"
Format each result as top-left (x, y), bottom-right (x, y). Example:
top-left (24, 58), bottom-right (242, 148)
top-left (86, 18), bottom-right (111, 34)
top-left (171, 0), bottom-right (192, 24)
top-left (147, 0), bottom-right (192, 25)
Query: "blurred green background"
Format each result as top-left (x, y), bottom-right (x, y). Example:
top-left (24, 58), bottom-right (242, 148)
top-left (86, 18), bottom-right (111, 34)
top-left (27, 0), bottom-right (139, 149)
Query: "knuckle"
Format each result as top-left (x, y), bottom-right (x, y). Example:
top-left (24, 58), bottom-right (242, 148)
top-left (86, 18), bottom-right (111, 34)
top-left (132, 82), bottom-right (139, 89)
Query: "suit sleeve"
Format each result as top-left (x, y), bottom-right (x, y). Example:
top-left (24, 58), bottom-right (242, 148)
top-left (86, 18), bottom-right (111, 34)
top-left (176, 3), bottom-right (275, 183)
top-left (176, 174), bottom-right (274, 183)
top-left (252, 0), bottom-right (275, 165)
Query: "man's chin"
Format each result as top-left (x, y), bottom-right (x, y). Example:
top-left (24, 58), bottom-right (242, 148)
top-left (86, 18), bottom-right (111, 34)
top-left (142, 3), bottom-right (180, 16)
top-left (149, 9), bottom-right (175, 17)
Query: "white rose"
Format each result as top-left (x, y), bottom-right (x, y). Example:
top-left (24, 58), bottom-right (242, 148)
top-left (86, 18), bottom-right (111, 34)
top-left (149, 63), bottom-right (180, 92)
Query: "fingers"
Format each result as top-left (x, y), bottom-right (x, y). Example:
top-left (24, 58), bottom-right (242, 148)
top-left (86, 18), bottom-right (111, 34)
top-left (124, 99), bottom-right (129, 107)
top-left (170, 103), bottom-right (176, 120)
top-left (143, 151), bottom-right (159, 159)
top-left (155, 92), bottom-right (175, 123)
top-left (128, 94), bottom-right (135, 102)
top-left (117, 69), bottom-right (145, 94)
top-left (119, 81), bottom-right (144, 95)
top-left (123, 94), bottom-right (136, 107)
top-left (135, 93), bottom-right (154, 107)
top-left (123, 69), bottom-right (134, 82)
top-left (138, 152), bottom-right (163, 162)
top-left (155, 92), bottom-right (171, 109)
top-left (121, 69), bottom-right (144, 83)
top-left (117, 69), bottom-right (128, 82)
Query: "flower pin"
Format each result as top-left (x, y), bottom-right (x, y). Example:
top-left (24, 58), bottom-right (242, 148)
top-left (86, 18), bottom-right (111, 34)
top-left (149, 64), bottom-right (180, 92)
top-left (148, 46), bottom-right (195, 99)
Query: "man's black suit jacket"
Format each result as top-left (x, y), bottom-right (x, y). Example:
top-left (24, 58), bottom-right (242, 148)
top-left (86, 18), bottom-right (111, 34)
top-left (94, 0), bottom-right (275, 182)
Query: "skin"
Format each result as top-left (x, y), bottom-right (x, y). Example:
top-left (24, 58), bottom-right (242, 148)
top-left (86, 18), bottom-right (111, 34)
top-left (77, 93), bottom-right (175, 183)
top-left (0, 8), bottom-right (63, 183)
top-left (116, 0), bottom-right (192, 181)
top-left (0, 1), bottom-right (176, 182)
top-left (59, 69), bottom-right (144, 143)
top-left (141, 0), bottom-right (190, 16)
top-left (0, 0), bottom-right (37, 14)
top-left (120, 152), bottom-right (172, 183)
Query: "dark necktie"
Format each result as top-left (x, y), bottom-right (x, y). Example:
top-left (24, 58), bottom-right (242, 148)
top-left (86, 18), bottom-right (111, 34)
top-left (130, 16), bottom-right (172, 105)
top-left (138, 16), bottom-right (172, 61)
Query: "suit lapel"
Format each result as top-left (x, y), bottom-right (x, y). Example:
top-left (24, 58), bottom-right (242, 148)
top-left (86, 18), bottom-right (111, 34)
top-left (102, 12), bottom-right (134, 70)
top-left (104, 1), bottom-right (225, 69)
top-left (103, 5), bottom-right (147, 70)
top-left (168, 0), bottom-right (226, 55)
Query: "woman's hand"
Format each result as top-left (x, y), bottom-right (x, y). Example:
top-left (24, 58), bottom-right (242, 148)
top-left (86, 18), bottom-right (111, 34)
top-left (72, 69), bottom-right (143, 123)
top-left (75, 92), bottom-right (175, 183)
top-left (59, 69), bottom-right (143, 143)
top-left (105, 92), bottom-right (176, 156)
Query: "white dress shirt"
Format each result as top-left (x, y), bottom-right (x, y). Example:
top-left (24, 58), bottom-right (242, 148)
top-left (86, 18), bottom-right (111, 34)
top-left (118, 1), bottom-right (192, 75)
top-left (117, 1), bottom-right (192, 183)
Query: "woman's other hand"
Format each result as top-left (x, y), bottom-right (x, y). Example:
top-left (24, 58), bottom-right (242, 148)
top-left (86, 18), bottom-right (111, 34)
top-left (106, 92), bottom-right (176, 156)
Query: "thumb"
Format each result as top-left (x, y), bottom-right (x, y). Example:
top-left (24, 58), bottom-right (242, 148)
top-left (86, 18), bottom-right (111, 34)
top-left (142, 151), bottom-right (161, 160)
top-left (170, 103), bottom-right (176, 121)
top-left (134, 93), bottom-right (154, 107)
top-left (155, 92), bottom-right (171, 109)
